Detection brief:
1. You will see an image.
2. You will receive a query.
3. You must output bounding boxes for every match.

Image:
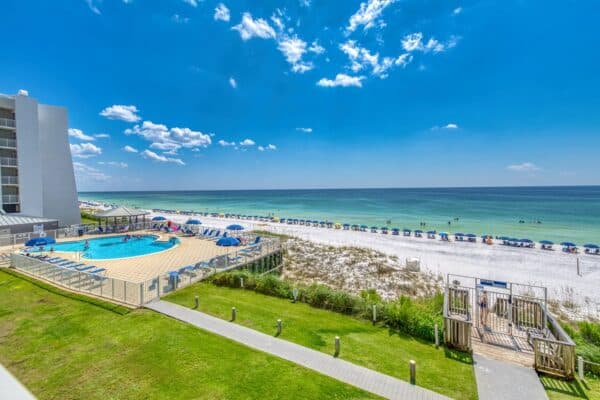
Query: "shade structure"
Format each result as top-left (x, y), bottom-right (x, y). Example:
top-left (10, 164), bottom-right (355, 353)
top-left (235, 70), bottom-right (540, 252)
top-left (185, 219), bottom-right (201, 225)
top-left (25, 237), bottom-right (56, 247)
top-left (584, 244), bottom-right (599, 249)
top-left (226, 224), bottom-right (244, 231)
top-left (95, 206), bottom-right (149, 218)
top-left (519, 238), bottom-right (533, 243)
top-left (216, 237), bottom-right (241, 246)
top-left (466, 233), bottom-right (476, 238)
top-left (152, 216), bottom-right (167, 221)
top-left (560, 242), bottom-right (576, 247)
top-left (540, 240), bottom-right (554, 245)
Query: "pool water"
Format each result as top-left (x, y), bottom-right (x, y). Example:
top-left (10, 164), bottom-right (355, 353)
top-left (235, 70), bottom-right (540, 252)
top-left (47, 235), bottom-right (179, 260)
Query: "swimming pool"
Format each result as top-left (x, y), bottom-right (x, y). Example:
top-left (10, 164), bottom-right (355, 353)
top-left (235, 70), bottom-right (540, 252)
top-left (45, 235), bottom-right (179, 260)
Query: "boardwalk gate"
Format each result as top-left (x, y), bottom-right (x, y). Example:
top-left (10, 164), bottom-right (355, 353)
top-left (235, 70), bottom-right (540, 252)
top-left (444, 275), bottom-right (548, 349)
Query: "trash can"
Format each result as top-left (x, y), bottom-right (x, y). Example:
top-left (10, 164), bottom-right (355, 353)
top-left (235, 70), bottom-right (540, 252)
top-left (78, 228), bottom-right (84, 237)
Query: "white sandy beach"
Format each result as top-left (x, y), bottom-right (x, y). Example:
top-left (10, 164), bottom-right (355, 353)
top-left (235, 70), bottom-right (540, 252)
top-left (81, 203), bottom-right (600, 319)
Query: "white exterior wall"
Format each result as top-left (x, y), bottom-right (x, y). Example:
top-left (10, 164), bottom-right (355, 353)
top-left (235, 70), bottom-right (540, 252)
top-left (3, 92), bottom-right (80, 226)
top-left (15, 94), bottom-right (44, 217)
top-left (38, 104), bottom-right (80, 225)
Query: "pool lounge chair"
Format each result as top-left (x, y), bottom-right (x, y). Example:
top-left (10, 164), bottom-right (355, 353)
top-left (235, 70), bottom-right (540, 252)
top-left (88, 268), bottom-right (106, 274)
top-left (75, 265), bottom-right (97, 272)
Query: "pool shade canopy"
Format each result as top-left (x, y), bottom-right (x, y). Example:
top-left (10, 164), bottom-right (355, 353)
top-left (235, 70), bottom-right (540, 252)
top-left (216, 237), bottom-right (241, 246)
top-left (226, 224), bottom-right (244, 231)
top-left (25, 237), bottom-right (56, 247)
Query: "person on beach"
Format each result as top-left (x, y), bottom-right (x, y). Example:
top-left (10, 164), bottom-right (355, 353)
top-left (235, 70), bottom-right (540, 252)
top-left (479, 291), bottom-right (489, 330)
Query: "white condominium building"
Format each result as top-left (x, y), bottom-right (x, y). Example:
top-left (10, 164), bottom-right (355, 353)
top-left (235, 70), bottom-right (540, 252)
top-left (0, 90), bottom-right (80, 226)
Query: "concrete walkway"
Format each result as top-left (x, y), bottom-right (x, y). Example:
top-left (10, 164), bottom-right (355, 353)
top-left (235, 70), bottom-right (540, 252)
top-left (147, 300), bottom-right (448, 400)
top-left (473, 353), bottom-right (548, 400)
top-left (0, 364), bottom-right (36, 400)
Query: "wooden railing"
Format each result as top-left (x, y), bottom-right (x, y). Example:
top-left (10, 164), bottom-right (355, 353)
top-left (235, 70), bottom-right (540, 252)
top-left (533, 309), bottom-right (576, 378)
top-left (443, 286), bottom-right (473, 352)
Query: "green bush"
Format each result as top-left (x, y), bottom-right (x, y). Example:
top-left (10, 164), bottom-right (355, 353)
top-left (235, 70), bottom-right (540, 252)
top-left (209, 271), bottom-right (443, 343)
top-left (580, 322), bottom-right (600, 347)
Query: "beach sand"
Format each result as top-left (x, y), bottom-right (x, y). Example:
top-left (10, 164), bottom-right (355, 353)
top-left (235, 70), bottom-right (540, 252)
top-left (101, 208), bottom-right (600, 319)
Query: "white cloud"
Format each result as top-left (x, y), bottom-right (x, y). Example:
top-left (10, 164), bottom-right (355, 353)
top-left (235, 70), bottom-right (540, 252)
top-left (68, 128), bottom-right (95, 141)
top-left (172, 14), bottom-right (189, 24)
top-left (232, 13), bottom-right (276, 41)
top-left (347, 0), bottom-right (395, 33)
top-left (308, 40), bottom-right (325, 55)
top-left (258, 144), bottom-right (277, 151)
top-left (70, 142), bottom-right (102, 158)
top-left (239, 138), bottom-right (255, 146)
top-left (218, 140), bottom-right (236, 146)
top-left (339, 40), bottom-right (411, 79)
top-left (299, 0), bottom-right (311, 7)
top-left (443, 123), bottom-right (458, 129)
top-left (123, 145), bottom-right (138, 153)
top-left (296, 127), bottom-right (313, 133)
top-left (99, 161), bottom-right (128, 168)
top-left (94, 133), bottom-right (110, 139)
top-left (73, 162), bottom-right (110, 182)
top-left (229, 77), bottom-right (237, 88)
top-left (84, 0), bottom-right (101, 15)
top-left (182, 0), bottom-right (198, 7)
top-left (214, 3), bottom-right (230, 22)
top-left (278, 35), bottom-right (314, 73)
top-left (453, 7), bottom-right (462, 15)
top-left (99, 104), bottom-right (141, 122)
top-left (402, 33), bottom-right (459, 53)
top-left (317, 74), bottom-right (365, 88)
top-left (141, 149), bottom-right (185, 166)
top-left (125, 121), bottom-right (212, 155)
top-left (507, 162), bottom-right (541, 172)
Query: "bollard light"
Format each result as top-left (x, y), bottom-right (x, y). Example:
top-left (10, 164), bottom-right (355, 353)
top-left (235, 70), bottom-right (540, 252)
top-left (334, 336), bottom-right (340, 357)
top-left (194, 295), bottom-right (199, 309)
top-left (409, 360), bottom-right (416, 385)
top-left (231, 307), bottom-right (237, 322)
top-left (276, 319), bottom-right (282, 336)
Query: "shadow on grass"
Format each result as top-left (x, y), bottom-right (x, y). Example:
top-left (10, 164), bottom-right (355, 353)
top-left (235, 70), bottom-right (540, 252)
top-left (1, 269), bottom-right (131, 315)
top-left (443, 347), bottom-right (474, 365)
top-left (539, 375), bottom-right (589, 399)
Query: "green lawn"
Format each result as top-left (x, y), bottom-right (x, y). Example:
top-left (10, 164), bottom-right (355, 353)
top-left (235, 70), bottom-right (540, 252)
top-left (166, 282), bottom-right (478, 400)
top-left (0, 270), bottom-right (379, 400)
top-left (541, 374), bottom-right (600, 400)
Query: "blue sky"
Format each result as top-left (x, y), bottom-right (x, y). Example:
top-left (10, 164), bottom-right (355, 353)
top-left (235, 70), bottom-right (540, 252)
top-left (2, 0), bottom-right (600, 191)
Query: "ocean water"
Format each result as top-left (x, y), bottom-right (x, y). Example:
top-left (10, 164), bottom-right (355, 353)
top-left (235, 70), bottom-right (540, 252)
top-left (79, 187), bottom-right (600, 244)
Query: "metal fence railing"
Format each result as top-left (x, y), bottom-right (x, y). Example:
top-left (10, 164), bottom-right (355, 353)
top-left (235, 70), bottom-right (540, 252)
top-left (10, 237), bottom-right (282, 307)
top-left (0, 118), bottom-right (16, 129)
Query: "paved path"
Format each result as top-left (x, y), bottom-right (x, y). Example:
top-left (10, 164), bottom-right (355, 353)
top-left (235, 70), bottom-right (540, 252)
top-left (473, 353), bottom-right (548, 400)
top-left (147, 300), bottom-right (448, 400)
top-left (0, 363), bottom-right (36, 400)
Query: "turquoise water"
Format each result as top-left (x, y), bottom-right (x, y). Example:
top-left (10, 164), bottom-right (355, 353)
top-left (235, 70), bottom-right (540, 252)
top-left (49, 235), bottom-right (179, 260)
top-left (79, 187), bottom-right (600, 244)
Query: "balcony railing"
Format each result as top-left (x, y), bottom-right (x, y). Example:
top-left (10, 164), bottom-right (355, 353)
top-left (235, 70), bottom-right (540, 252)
top-left (2, 194), bottom-right (19, 204)
top-left (0, 118), bottom-right (16, 129)
top-left (0, 157), bottom-right (17, 167)
top-left (0, 138), bottom-right (16, 148)
top-left (1, 176), bottom-right (18, 185)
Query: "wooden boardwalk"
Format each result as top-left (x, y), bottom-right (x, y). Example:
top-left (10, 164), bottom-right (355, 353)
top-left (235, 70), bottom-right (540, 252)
top-left (146, 300), bottom-right (448, 400)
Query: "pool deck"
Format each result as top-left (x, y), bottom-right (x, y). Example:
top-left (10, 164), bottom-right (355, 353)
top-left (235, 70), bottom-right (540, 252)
top-left (19, 232), bottom-right (242, 283)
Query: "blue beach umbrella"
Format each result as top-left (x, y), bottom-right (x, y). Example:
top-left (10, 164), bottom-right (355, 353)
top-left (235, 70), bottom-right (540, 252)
top-left (152, 216), bottom-right (166, 221)
top-left (560, 242), bottom-right (576, 247)
top-left (540, 240), bottom-right (554, 245)
top-left (226, 224), bottom-right (244, 231)
top-left (25, 237), bottom-right (56, 247)
top-left (584, 244), bottom-right (599, 249)
top-left (185, 219), bottom-right (202, 225)
top-left (466, 233), bottom-right (476, 238)
top-left (216, 237), bottom-right (241, 247)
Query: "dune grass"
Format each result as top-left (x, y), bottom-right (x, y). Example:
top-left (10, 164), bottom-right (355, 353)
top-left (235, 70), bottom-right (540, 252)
top-left (0, 269), bottom-right (378, 400)
top-left (166, 282), bottom-right (478, 400)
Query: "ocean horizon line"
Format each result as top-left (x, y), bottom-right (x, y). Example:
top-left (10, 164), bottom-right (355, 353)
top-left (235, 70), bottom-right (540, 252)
top-left (79, 184), bottom-right (600, 194)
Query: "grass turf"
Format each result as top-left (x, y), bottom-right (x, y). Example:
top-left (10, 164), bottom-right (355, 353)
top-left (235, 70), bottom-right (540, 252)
top-left (541, 374), bottom-right (600, 400)
top-left (166, 282), bottom-right (478, 400)
top-left (0, 269), bottom-right (379, 400)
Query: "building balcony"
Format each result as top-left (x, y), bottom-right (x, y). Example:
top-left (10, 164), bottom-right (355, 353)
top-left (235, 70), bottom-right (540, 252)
top-left (1, 176), bottom-right (18, 185)
top-left (0, 157), bottom-right (17, 167)
top-left (2, 194), bottom-right (19, 204)
top-left (0, 118), bottom-right (16, 130)
top-left (0, 138), bottom-right (16, 148)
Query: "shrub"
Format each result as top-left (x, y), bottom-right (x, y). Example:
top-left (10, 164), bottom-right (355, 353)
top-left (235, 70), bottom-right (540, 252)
top-left (579, 321), bottom-right (600, 347)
